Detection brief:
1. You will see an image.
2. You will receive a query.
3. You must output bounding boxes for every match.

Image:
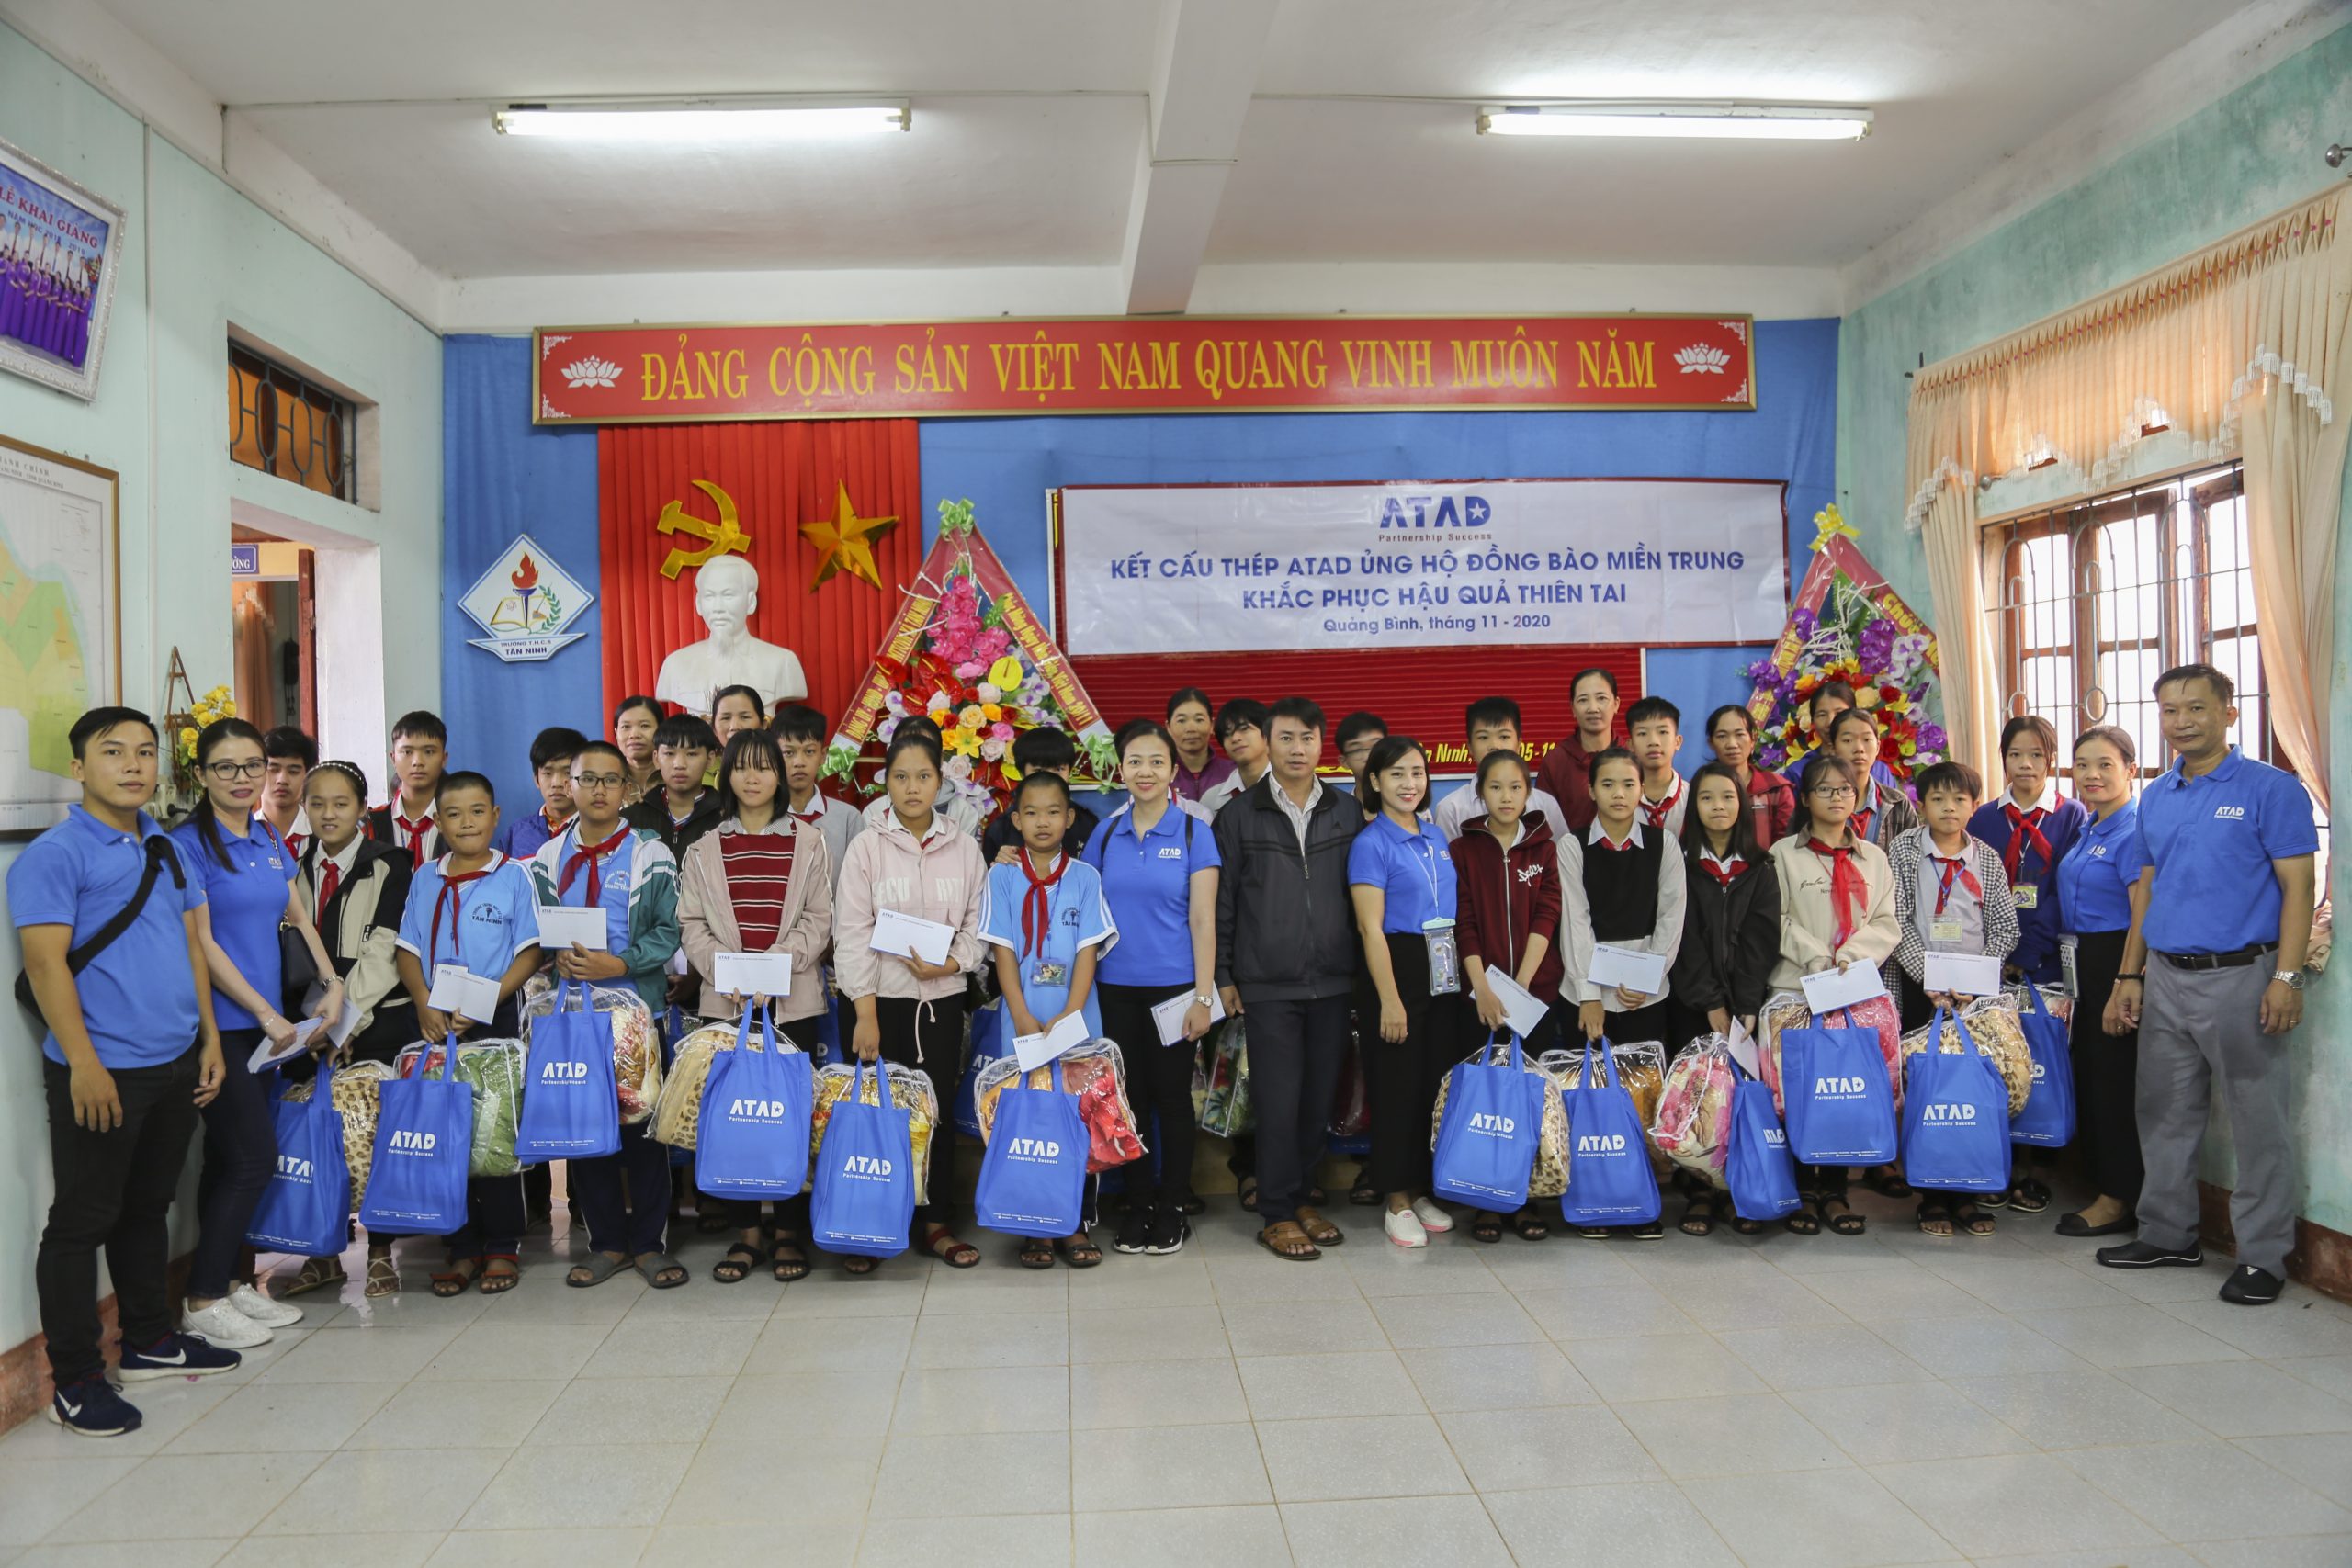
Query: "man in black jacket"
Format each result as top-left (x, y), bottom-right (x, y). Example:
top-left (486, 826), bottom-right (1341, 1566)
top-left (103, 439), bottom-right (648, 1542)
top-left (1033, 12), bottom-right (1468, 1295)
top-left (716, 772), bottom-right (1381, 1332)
top-left (1215, 696), bottom-right (1362, 1259)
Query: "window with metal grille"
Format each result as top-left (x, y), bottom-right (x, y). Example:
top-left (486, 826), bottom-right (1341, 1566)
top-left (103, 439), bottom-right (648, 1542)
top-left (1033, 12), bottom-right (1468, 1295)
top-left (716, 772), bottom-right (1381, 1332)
top-left (1984, 464), bottom-right (2275, 780)
top-left (228, 342), bottom-right (356, 502)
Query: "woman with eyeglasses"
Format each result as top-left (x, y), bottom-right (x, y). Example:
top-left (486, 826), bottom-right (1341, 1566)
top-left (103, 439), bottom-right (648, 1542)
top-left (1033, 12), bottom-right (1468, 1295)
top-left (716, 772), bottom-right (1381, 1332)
top-left (169, 719), bottom-right (342, 1347)
top-left (1766, 753), bottom-right (1900, 1236)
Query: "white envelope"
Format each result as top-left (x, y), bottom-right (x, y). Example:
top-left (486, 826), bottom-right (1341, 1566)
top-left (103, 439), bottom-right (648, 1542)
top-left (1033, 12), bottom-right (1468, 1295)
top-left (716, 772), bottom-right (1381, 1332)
top-left (1801, 964), bottom-right (1889, 1012)
top-left (1726, 1018), bottom-right (1763, 1078)
top-left (714, 950), bottom-right (792, 998)
top-left (1924, 952), bottom-right (2004, 998)
top-left (302, 982), bottom-right (364, 1049)
top-left (427, 963), bottom-right (503, 1023)
top-left (872, 907), bottom-right (954, 964)
top-left (1483, 969), bottom-right (1552, 1042)
top-left (249, 1016), bottom-right (326, 1072)
top-left (1588, 943), bottom-right (1668, 997)
top-left (1013, 1010), bottom-right (1091, 1073)
top-left (1151, 987), bottom-right (1226, 1045)
top-left (535, 904), bottom-right (609, 952)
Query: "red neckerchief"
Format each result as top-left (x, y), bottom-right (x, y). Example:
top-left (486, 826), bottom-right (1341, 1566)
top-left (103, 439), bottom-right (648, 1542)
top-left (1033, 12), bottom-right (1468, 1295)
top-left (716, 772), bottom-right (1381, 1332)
top-left (2002, 801), bottom-right (2053, 880)
top-left (1019, 849), bottom-right (1069, 958)
top-left (1699, 850), bottom-right (1746, 888)
top-left (427, 863), bottom-right (493, 967)
top-left (788, 795), bottom-right (827, 825)
top-left (560, 826), bottom-right (630, 905)
top-left (315, 857), bottom-right (342, 910)
top-left (1593, 826), bottom-right (1637, 852)
top-left (1640, 775), bottom-right (1683, 832)
top-left (1850, 788), bottom-right (1877, 843)
top-left (1929, 851), bottom-right (1982, 916)
top-left (393, 806), bottom-right (435, 870)
top-left (1807, 837), bottom-right (1866, 947)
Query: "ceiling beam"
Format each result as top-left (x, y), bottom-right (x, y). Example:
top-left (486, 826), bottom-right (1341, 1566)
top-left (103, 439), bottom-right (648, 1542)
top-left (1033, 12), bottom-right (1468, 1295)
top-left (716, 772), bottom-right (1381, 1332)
top-left (1119, 0), bottom-right (1273, 315)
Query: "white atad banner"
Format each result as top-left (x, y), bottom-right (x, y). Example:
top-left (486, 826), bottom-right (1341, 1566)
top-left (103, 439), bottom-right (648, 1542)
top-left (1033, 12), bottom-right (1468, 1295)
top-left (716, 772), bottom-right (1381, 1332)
top-left (1057, 479), bottom-right (1787, 656)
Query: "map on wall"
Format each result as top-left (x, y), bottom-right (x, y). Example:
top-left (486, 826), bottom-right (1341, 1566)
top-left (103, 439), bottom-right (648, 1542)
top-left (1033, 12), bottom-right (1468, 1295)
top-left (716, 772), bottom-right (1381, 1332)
top-left (0, 435), bottom-right (117, 839)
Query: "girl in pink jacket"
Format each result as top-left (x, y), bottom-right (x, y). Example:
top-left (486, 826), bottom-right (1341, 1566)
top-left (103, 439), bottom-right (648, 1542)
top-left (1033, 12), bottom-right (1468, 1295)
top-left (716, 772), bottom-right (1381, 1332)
top-left (832, 730), bottom-right (987, 1270)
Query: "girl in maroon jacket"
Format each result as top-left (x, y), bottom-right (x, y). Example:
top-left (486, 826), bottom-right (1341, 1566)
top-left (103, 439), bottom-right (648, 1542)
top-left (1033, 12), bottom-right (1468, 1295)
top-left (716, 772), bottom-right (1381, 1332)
top-left (1450, 749), bottom-right (1563, 1242)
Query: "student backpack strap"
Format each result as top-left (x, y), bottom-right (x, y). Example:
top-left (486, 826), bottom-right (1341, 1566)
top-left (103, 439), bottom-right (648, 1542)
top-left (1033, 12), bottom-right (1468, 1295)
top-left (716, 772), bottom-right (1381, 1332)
top-left (13, 834), bottom-right (187, 1021)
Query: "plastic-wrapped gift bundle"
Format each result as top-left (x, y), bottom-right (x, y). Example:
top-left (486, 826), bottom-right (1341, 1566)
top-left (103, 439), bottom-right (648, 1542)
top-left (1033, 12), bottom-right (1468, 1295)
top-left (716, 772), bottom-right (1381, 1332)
top-left (1652, 1035), bottom-right (1739, 1184)
top-left (974, 1039), bottom-right (1145, 1173)
top-left (653, 1021), bottom-right (738, 1150)
top-left (395, 1038), bottom-right (529, 1176)
top-left (1431, 1038), bottom-right (1570, 1200)
top-left (523, 980), bottom-right (662, 1123)
top-left (1544, 1039), bottom-right (1668, 1168)
top-left (1197, 1021), bottom-right (1253, 1139)
top-left (1898, 997), bottom-right (2033, 1114)
top-left (285, 1059), bottom-right (395, 1195)
top-left (810, 1061), bottom-right (937, 1203)
top-left (1761, 990), bottom-right (1904, 1113)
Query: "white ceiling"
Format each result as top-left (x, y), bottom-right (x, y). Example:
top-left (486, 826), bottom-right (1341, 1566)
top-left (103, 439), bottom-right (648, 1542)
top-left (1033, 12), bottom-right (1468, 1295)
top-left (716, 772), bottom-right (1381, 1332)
top-left (73, 0), bottom-right (2289, 299)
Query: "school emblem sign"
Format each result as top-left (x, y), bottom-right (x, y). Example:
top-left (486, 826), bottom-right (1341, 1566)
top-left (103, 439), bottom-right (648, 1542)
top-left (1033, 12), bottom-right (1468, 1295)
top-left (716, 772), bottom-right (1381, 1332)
top-left (460, 534), bottom-right (594, 662)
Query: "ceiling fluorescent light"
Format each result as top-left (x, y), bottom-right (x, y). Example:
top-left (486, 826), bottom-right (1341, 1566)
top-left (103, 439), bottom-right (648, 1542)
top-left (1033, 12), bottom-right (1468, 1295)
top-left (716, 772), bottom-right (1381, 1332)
top-left (1478, 104), bottom-right (1871, 141)
top-left (493, 100), bottom-right (910, 141)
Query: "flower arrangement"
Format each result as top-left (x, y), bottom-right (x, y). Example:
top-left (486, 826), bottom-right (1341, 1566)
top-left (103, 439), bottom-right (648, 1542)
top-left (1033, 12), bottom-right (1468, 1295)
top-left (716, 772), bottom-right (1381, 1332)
top-left (1744, 506), bottom-right (1947, 784)
top-left (161, 671), bottom-right (237, 809)
top-left (830, 499), bottom-right (1114, 821)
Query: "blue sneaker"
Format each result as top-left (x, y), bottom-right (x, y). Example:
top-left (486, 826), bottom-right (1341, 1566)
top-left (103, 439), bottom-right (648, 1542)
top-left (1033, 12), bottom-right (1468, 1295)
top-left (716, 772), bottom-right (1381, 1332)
top-left (117, 1331), bottom-right (242, 1382)
top-left (48, 1374), bottom-right (142, 1436)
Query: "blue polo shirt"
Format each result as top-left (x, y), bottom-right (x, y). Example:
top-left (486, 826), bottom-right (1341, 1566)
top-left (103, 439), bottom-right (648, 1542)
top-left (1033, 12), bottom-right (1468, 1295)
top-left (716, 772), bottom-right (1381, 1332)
top-left (169, 817), bottom-right (299, 1032)
top-left (9, 807), bottom-right (208, 1067)
top-left (548, 822), bottom-right (638, 952)
top-left (396, 852), bottom-right (540, 980)
top-left (978, 855), bottom-right (1115, 1054)
top-left (1083, 802), bottom-right (1221, 988)
top-left (2056, 799), bottom-right (2151, 937)
top-left (1348, 812), bottom-right (1457, 933)
top-left (497, 807), bottom-right (570, 863)
top-left (2136, 749), bottom-right (2319, 955)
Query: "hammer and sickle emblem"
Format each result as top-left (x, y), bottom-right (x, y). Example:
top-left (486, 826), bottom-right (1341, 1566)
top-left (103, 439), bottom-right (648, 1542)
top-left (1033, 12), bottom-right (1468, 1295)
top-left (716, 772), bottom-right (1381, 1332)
top-left (656, 479), bottom-right (751, 579)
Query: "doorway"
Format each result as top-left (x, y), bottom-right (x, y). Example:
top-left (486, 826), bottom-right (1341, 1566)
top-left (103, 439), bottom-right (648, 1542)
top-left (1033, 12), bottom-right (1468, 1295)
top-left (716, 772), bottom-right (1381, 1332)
top-left (230, 523), bottom-right (317, 736)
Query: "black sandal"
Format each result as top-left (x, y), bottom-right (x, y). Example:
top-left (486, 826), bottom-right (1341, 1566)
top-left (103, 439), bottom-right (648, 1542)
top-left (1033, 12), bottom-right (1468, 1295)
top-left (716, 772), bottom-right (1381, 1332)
top-left (1864, 1165), bottom-right (1913, 1200)
top-left (1057, 1235), bottom-right (1102, 1269)
top-left (1732, 1215), bottom-right (1769, 1235)
top-left (770, 1238), bottom-right (810, 1281)
top-left (1512, 1210), bottom-right (1551, 1241)
top-left (713, 1242), bottom-right (762, 1283)
top-left (1952, 1201), bottom-right (1996, 1237)
top-left (842, 1255), bottom-right (880, 1276)
top-left (1347, 1180), bottom-right (1378, 1207)
top-left (1784, 1206), bottom-right (1821, 1235)
top-left (1018, 1238), bottom-right (1056, 1270)
top-left (1815, 1194), bottom-right (1867, 1235)
top-left (1237, 1176), bottom-right (1259, 1213)
top-left (1679, 1193), bottom-right (1720, 1237)
top-left (1916, 1198), bottom-right (1954, 1237)
top-left (2005, 1178), bottom-right (2051, 1214)
top-left (1470, 1212), bottom-right (1505, 1244)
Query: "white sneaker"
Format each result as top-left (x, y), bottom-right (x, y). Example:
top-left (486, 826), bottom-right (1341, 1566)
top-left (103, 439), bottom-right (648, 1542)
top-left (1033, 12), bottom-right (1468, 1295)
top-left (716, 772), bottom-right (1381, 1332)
top-left (1385, 1207), bottom-right (1429, 1248)
top-left (228, 1283), bottom-right (302, 1327)
top-left (1411, 1197), bottom-right (1454, 1234)
top-left (180, 1298), bottom-right (272, 1348)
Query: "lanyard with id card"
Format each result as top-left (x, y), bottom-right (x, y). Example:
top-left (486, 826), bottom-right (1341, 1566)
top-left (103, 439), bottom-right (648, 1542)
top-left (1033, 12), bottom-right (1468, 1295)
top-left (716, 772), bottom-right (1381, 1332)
top-left (2059, 934), bottom-right (2080, 1000)
top-left (1402, 829), bottom-right (1460, 995)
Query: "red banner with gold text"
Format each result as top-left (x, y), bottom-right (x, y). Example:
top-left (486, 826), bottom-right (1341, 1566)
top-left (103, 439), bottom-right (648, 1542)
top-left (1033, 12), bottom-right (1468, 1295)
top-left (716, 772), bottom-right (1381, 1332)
top-left (537, 315), bottom-right (1755, 423)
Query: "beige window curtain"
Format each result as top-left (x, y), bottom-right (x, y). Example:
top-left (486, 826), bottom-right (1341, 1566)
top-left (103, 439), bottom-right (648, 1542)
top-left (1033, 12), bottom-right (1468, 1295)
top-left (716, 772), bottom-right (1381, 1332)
top-left (1902, 186), bottom-right (2348, 806)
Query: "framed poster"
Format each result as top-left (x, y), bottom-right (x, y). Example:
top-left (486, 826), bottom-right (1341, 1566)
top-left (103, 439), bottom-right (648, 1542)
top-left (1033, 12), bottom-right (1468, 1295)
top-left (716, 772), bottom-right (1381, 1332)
top-left (0, 137), bottom-right (128, 401)
top-left (0, 434), bottom-right (120, 840)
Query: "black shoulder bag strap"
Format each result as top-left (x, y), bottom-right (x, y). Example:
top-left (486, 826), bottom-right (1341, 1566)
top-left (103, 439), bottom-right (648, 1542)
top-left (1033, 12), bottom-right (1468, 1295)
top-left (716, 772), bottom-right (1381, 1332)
top-left (13, 834), bottom-right (186, 1021)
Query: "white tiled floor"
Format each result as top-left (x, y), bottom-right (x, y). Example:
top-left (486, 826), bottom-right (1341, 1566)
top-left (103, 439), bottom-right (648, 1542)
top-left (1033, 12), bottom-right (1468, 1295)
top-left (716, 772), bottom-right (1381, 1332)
top-left (6, 1190), bottom-right (2352, 1568)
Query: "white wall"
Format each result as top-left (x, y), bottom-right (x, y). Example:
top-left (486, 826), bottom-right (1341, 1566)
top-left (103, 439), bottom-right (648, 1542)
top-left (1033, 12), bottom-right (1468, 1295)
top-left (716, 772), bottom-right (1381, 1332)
top-left (0, 18), bottom-right (442, 1358)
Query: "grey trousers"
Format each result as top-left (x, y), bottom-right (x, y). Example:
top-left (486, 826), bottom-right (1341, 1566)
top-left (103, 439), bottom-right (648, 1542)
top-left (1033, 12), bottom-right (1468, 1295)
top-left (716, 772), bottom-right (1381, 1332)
top-left (2135, 959), bottom-right (2297, 1278)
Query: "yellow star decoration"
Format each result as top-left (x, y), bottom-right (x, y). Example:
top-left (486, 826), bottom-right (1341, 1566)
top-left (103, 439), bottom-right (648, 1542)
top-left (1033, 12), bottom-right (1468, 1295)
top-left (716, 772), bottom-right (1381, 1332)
top-left (799, 481), bottom-right (899, 592)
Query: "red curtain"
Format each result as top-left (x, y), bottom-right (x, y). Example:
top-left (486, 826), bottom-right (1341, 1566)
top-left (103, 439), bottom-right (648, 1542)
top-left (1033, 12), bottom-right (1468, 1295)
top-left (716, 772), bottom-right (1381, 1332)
top-left (598, 420), bottom-right (922, 728)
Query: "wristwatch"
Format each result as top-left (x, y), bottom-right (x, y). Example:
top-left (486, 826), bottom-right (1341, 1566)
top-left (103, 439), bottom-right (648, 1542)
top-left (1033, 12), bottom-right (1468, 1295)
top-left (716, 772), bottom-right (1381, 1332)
top-left (1193, 991), bottom-right (1217, 1009)
top-left (2274, 969), bottom-right (2307, 991)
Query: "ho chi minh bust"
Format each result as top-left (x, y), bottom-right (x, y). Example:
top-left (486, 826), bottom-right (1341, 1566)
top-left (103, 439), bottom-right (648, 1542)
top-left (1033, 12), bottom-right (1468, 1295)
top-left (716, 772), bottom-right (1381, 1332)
top-left (654, 554), bottom-right (808, 716)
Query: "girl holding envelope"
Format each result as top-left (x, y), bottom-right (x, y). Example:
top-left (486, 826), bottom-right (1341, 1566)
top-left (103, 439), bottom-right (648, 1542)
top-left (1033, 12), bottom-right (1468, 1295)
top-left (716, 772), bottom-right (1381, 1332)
top-left (834, 728), bottom-right (986, 1273)
top-left (1768, 753), bottom-right (1902, 1236)
top-left (678, 728), bottom-right (836, 1282)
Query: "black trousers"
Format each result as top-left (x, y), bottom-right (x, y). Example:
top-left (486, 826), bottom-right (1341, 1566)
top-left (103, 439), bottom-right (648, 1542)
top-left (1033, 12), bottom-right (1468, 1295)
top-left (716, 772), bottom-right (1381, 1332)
top-left (874, 992), bottom-right (967, 1231)
top-left (701, 1017), bottom-right (815, 1235)
top-left (1239, 992), bottom-right (1350, 1226)
top-left (1363, 934), bottom-right (1469, 1196)
top-left (1099, 983), bottom-right (1199, 1206)
top-left (39, 1040), bottom-right (202, 1384)
top-left (189, 1027), bottom-right (274, 1301)
top-left (571, 1118), bottom-right (673, 1258)
top-left (2069, 929), bottom-right (2143, 1206)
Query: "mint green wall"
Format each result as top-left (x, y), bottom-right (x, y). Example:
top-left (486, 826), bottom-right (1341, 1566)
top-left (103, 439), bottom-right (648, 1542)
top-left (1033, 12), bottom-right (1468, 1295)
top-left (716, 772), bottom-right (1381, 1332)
top-left (1838, 23), bottom-right (2352, 1239)
top-left (0, 19), bottom-right (442, 1355)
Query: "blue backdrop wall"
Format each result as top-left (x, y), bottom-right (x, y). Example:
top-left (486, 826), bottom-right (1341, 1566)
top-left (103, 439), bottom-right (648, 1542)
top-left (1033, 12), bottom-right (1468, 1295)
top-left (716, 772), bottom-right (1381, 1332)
top-left (440, 319), bottom-right (1835, 807)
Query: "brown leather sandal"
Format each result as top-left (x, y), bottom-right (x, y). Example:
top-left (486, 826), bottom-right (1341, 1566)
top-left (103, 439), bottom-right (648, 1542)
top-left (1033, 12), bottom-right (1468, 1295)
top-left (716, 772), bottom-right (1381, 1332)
top-left (1257, 1221), bottom-right (1320, 1260)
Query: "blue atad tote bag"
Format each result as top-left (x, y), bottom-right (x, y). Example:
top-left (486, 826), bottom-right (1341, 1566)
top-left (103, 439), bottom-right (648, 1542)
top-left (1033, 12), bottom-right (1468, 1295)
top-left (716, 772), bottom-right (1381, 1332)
top-left (1724, 1056), bottom-right (1803, 1223)
top-left (359, 1040), bottom-right (475, 1235)
top-left (2007, 987), bottom-right (2076, 1148)
top-left (246, 1077), bottom-right (350, 1256)
top-left (1431, 1032), bottom-right (1548, 1210)
top-left (956, 997), bottom-right (1012, 1140)
top-left (810, 1060), bottom-right (915, 1258)
top-left (697, 1007), bottom-right (815, 1199)
top-left (1900, 1011), bottom-right (2012, 1193)
top-left (1560, 1039), bottom-right (1662, 1226)
top-left (1781, 1010), bottom-right (1897, 1164)
top-left (516, 977), bottom-right (620, 1162)
top-left (974, 1066), bottom-right (1090, 1239)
